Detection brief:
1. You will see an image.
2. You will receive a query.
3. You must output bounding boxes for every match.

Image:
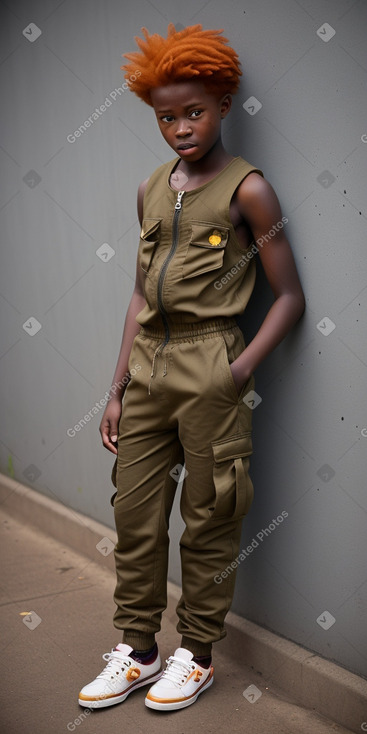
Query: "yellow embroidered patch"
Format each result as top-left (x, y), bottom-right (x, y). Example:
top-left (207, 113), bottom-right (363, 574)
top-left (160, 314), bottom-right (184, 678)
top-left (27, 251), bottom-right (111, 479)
top-left (208, 230), bottom-right (222, 246)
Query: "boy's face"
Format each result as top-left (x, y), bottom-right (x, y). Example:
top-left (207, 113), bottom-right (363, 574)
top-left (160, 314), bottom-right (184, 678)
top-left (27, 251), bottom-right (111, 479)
top-left (150, 80), bottom-right (231, 161)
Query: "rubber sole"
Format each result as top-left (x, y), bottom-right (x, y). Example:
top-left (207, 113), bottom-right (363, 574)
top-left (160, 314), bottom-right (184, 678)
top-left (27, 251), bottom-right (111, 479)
top-left (144, 674), bottom-right (214, 711)
top-left (78, 670), bottom-right (163, 709)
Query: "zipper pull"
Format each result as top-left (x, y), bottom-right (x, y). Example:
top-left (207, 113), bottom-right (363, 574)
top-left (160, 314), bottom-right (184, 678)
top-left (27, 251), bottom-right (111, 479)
top-left (175, 190), bottom-right (185, 210)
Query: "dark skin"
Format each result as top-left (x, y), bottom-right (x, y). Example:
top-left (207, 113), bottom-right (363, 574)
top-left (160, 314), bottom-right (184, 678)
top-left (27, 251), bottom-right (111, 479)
top-left (100, 80), bottom-right (305, 454)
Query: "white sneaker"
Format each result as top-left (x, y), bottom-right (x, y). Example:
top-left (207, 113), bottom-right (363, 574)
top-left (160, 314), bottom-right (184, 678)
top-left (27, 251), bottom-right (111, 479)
top-left (145, 647), bottom-right (214, 711)
top-left (78, 643), bottom-right (162, 708)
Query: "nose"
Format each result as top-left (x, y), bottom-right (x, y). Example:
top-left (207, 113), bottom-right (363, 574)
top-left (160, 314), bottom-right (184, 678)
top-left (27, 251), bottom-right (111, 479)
top-left (176, 118), bottom-right (192, 137)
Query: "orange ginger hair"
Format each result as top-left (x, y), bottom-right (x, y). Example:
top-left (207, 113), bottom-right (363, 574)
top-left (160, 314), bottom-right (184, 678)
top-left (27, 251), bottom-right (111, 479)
top-left (121, 23), bottom-right (242, 105)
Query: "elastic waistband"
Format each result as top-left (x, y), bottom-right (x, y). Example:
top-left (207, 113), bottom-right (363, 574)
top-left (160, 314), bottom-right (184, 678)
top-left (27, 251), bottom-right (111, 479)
top-left (140, 318), bottom-right (238, 342)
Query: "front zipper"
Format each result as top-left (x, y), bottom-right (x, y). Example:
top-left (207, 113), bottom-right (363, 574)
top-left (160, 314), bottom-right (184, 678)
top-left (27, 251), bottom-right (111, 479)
top-left (156, 190), bottom-right (185, 350)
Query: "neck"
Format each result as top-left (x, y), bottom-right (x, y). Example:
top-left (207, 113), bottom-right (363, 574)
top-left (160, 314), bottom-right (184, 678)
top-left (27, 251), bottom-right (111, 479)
top-left (178, 139), bottom-right (233, 178)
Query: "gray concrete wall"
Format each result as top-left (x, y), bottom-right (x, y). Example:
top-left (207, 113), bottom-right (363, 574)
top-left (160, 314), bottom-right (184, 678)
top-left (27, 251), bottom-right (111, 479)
top-left (0, 0), bottom-right (366, 679)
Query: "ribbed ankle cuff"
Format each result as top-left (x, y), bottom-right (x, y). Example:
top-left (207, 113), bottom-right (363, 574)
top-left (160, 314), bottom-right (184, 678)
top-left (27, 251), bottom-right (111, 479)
top-left (123, 631), bottom-right (156, 651)
top-left (181, 636), bottom-right (212, 657)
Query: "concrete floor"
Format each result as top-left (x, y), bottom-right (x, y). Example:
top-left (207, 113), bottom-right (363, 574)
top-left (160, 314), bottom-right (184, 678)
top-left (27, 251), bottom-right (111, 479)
top-left (0, 507), bottom-right (357, 734)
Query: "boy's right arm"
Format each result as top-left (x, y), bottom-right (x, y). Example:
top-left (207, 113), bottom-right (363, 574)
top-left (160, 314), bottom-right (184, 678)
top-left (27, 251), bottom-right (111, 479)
top-left (99, 178), bottom-right (149, 455)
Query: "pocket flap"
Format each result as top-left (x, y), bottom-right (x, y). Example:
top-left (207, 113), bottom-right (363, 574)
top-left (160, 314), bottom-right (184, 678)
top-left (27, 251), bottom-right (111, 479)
top-left (210, 433), bottom-right (254, 520)
top-left (139, 218), bottom-right (162, 274)
top-left (183, 221), bottom-right (228, 279)
top-left (190, 221), bottom-right (229, 249)
top-left (212, 433), bottom-right (253, 463)
top-left (140, 217), bottom-right (162, 240)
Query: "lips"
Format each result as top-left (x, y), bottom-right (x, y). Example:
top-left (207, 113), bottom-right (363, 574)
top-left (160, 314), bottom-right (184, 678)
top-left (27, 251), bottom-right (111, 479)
top-left (177, 143), bottom-right (196, 150)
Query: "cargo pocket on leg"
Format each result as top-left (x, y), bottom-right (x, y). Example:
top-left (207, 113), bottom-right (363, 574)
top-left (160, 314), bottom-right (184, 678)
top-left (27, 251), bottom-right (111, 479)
top-left (110, 458), bottom-right (118, 506)
top-left (209, 433), bottom-right (254, 520)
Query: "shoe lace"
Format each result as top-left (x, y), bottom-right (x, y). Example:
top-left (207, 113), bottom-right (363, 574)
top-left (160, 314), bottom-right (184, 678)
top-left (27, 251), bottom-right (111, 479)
top-left (161, 655), bottom-right (195, 686)
top-left (97, 649), bottom-right (133, 682)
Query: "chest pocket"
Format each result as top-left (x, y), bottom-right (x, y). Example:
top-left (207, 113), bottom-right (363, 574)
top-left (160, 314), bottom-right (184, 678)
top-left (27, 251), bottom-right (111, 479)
top-left (138, 218), bottom-right (162, 275)
top-left (182, 221), bottom-right (229, 279)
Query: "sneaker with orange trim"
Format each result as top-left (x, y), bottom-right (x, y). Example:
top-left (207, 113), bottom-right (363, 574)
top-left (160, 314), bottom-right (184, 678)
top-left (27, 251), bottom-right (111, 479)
top-left (145, 647), bottom-right (214, 711)
top-left (78, 643), bottom-right (162, 708)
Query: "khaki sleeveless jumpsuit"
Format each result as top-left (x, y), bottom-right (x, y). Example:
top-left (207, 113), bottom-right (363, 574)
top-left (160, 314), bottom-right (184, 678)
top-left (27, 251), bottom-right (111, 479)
top-left (112, 156), bottom-right (263, 655)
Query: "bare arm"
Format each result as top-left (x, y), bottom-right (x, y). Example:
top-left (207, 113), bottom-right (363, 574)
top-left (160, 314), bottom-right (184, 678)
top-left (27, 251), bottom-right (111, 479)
top-left (230, 173), bottom-right (305, 393)
top-left (99, 178), bottom-right (149, 454)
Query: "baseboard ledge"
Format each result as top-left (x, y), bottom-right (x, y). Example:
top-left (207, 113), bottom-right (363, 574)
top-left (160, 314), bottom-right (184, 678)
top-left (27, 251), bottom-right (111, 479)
top-left (1, 473), bottom-right (365, 732)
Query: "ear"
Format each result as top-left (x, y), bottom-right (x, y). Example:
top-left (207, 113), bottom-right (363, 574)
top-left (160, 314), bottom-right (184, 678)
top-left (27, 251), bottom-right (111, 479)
top-left (220, 94), bottom-right (232, 118)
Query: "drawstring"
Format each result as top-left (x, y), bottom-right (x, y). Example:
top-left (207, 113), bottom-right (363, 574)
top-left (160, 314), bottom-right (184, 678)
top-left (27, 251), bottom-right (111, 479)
top-left (148, 345), bottom-right (169, 394)
top-left (148, 344), bottom-right (161, 395)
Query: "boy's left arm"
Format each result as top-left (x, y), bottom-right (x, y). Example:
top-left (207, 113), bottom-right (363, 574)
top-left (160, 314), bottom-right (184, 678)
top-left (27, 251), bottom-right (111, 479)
top-left (230, 173), bottom-right (306, 394)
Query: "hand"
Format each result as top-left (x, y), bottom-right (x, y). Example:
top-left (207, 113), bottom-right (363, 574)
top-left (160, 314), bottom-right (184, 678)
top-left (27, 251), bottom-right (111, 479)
top-left (99, 398), bottom-right (122, 454)
top-left (230, 358), bottom-right (251, 396)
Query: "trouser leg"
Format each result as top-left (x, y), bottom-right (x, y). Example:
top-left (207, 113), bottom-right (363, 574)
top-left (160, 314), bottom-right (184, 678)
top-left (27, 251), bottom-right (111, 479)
top-left (178, 448), bottom-right (248, 654)
top-left (112, 335), bottom-right (183, 649)
top-left (170, 326), bottom-right (255, 652)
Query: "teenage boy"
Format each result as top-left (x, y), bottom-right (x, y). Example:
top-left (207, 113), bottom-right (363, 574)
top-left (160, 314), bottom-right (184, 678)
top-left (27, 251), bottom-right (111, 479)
top-left (78, 24), bottom-right (305, 712)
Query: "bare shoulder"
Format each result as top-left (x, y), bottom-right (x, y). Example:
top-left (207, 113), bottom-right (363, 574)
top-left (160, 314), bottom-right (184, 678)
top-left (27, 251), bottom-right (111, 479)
top-left (238, 172), bottom-right (281, 217)
top-left (240, 170), bottom-right (269, 194)
top-left (234, 172), bottom-right (288, 238)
